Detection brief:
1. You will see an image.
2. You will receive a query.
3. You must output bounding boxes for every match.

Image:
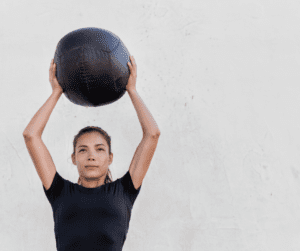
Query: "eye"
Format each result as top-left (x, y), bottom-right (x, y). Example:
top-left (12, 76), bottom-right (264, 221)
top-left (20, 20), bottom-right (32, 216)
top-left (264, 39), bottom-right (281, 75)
top-left (79, 149), bottom-right (103, 152)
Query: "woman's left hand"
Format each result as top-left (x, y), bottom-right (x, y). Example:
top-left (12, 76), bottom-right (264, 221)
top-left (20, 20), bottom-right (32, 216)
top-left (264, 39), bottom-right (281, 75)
top-left (126, 55), bottom-right (137, 91)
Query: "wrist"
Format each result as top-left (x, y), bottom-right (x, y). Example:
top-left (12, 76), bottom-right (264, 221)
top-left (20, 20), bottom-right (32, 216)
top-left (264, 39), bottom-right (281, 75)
top-left (52, 89), bottom-right (63, 96)
top-left (126, 87), bottom-right (137, 94)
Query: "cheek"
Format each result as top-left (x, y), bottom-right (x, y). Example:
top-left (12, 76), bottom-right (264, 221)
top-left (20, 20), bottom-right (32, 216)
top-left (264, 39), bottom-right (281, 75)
top-left (75, 156), bottom-right (85, 167)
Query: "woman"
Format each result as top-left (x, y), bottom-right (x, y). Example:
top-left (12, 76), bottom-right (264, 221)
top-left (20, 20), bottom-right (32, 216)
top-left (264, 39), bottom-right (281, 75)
top-left (22, 56), bottom-right (160, 251)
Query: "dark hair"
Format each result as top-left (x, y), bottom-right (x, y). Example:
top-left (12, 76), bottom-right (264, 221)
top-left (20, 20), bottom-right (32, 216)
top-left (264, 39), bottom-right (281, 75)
top-left (72, 126), bottom-right (113, 184)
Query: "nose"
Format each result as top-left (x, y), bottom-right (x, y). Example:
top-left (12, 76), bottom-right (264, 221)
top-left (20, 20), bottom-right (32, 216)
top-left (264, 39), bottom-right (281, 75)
top-left (87, 151), bottom-right (96, 160)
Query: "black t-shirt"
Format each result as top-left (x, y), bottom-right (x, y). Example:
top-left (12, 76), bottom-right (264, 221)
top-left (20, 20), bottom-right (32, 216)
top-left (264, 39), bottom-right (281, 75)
top-left (43, 170), bottom-right (141, 251)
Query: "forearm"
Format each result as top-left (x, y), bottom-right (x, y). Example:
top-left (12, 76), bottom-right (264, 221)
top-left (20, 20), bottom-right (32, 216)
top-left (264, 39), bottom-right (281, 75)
top-left (127, 88), bottom-right (160, 137)
top-left (23, 90), bottom-right (63, 138)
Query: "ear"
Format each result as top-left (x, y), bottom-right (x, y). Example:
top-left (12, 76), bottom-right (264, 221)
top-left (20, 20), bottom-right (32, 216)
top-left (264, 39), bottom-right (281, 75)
top-left (109, 153), bottom-right (113, 165)
top-left (71, 153), bottom-right (76, 166)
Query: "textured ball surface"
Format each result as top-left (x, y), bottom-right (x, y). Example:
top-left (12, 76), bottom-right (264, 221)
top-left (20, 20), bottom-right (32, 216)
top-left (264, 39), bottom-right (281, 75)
top-left (54, 27), bottom-right (130, 107)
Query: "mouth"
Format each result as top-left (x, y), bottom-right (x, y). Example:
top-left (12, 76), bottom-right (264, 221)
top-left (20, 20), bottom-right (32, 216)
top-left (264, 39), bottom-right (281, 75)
top-left (85, 166), bottom-right (98, 168)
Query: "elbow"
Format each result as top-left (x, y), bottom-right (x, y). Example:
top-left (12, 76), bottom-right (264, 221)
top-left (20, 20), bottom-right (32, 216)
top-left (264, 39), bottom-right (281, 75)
top-left (22, 133), bottom-right (31, 140)
top-left (22, 131), bottom-right (38, 139)
top-left (23, 128), bottom-right (40, 139)
top-left (142, 129), bottom-right (162, 139)
top-left (151, 131), bottom-right (161, 139)
top-left (143, 131), bottom-right (161, 139)
top-left (23, 130), bottom-right (31, 138)
top-left (23, 128), bottom-right (30, 137)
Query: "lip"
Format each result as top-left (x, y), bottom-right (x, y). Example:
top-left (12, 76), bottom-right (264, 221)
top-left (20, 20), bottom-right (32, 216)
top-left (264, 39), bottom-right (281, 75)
top-left (85, 166), bottom-right (98, 168)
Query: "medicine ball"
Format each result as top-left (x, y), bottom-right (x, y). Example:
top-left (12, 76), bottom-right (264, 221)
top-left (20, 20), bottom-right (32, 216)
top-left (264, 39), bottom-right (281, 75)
top-left (53, 27), bottom-right (130, 107)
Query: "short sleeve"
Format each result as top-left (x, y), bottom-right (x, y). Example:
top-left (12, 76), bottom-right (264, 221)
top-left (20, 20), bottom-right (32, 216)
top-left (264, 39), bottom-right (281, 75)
top-left (120, 170), bottom-right (142, 205)
top-left (43, 171), bottom-right (65, 206)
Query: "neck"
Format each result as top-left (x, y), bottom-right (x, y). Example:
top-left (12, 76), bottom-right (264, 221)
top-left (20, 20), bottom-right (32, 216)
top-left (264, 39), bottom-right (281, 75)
top-left (78, 178), bottom-right (106, 188)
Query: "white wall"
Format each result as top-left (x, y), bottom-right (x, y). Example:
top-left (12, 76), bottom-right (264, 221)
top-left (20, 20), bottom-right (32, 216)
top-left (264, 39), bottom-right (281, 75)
top-left (1, 0), bottom-right (300, 250)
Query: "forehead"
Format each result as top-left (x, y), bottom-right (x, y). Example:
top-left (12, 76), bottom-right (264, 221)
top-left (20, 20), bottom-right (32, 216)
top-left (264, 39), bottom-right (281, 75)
top-left (77, 132), bottom-right (107, 146)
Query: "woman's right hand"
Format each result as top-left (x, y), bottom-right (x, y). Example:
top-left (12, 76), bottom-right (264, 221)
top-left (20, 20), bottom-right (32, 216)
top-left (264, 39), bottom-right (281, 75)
top-left (49, 59), bottom-right (63, 94)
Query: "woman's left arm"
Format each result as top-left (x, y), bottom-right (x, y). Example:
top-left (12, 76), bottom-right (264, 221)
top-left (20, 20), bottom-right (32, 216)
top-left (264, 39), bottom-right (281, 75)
top-left (126, 56), bottom-right (161, 190)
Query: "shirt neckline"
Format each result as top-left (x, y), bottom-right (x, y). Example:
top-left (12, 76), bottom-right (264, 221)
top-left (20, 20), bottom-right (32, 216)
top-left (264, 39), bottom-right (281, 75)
top-left (75, 182), bottom-right (107, 194)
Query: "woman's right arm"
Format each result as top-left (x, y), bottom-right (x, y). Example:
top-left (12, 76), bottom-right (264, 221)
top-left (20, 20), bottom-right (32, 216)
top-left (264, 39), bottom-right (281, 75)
top-left (23, 59), bottom-right (63, 190)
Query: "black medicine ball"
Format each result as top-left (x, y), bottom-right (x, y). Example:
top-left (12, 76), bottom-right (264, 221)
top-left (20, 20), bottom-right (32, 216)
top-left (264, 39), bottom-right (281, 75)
top-left (54, 27), bottom-right (130, 107)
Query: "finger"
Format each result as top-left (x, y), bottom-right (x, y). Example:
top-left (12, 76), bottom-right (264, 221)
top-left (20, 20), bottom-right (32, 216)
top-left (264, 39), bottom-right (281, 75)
top-left (131, 56), bottom-right (136, 66)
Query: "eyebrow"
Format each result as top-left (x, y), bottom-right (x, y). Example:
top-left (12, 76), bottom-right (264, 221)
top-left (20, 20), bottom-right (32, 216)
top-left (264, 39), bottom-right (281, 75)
top-left (78, 144), bottom-right (106, 148)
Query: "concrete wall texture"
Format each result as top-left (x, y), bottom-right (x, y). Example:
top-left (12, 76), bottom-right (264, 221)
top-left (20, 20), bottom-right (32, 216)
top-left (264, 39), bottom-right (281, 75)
top-left (1, 0), bottom-right (300, 250)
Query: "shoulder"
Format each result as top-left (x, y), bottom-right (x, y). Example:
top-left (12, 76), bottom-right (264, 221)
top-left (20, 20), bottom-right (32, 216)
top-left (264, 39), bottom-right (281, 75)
top-left (119, 170), bottom-right (141, 195)
top-left (43, 171), bottom-right (71, 205)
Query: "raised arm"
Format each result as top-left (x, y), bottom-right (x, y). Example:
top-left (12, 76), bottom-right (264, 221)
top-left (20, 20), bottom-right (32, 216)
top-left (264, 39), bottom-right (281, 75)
top-left (23, 59), bottom-right (63, 190)
top-left (126, 56), bottom-right (161, 190)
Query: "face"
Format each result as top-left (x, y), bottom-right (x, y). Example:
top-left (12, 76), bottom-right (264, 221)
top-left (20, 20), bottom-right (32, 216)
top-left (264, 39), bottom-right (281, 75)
top-left (71, 132), bottom-right (113, 183)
